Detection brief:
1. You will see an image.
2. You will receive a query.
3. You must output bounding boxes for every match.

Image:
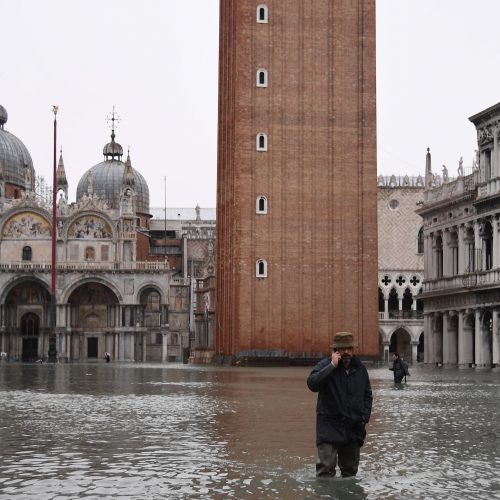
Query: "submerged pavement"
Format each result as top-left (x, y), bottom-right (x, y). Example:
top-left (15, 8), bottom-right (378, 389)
top-left (0, 362), bottom-right (499, 499)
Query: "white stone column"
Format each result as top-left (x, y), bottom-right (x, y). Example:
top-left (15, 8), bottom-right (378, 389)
top-left (119, 332), bottom-right (124, 360)
top-left (162, 334), bottom-right (167, 362)
top-left (442, 313), bottom-right (451, 364)
top-left (493, 129), bottom-right (499, 178)
top-left (474, 220), bottom-right (481, 271)
top-left (475, 308), bottom-right (482, 366)
top-left (458, 225), bottom-right (465, 274)
top-left (142, 333), bottom-right (147, 362)
top-left (444, 229), bottom-right (452, 276)
top-left (424, 314), bottom-right (430, 363)
top-left (493, 310), bottom-right (500, 366)
top-left (482, 314), bottom-right (492, 367)
top-left (113, 332), bottom-right (119, 361)
top-left (428, 315), bottom-right (437, 364)
top-left (458, 311), bottom-right (465, 366)
top-left (66, 333), bottom-right (71, 361)
top-left (434, 316), bottom-right (442, 364)
top-left (384, 296), bottom-right (389, 319)
top-left (492, 217), bottom-right (499, 269)
top-left (411, 341), bottom-right (418, 364)
top-left (425, 234), bottom-right (433, 280)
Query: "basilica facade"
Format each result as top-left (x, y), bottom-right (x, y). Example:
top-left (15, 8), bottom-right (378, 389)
top-left (0, 104), bottom-right (199, 363)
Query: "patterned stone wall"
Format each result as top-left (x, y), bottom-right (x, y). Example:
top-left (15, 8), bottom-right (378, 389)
top-left (378, 186), bottom-right (424, 271)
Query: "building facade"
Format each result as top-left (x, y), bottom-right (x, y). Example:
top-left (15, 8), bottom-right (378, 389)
top-left (216, 1), bottom-right (378, 362)
top-left (418, 102), bottom-right (500, 367)
top-left (377, 175), bottom-right (425, 364)
top-left (0, 105), bottom-right (199, 363)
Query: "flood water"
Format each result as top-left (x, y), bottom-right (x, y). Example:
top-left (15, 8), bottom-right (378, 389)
top-left (0, 362), bottom-right (499, 499)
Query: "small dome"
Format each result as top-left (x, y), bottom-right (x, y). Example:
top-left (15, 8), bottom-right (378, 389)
top-left (103, 141), bottom-right (123, 158)
top-left (76, 159), bottom-right (150, 214)
top-left (103, 131), bottom-right (123, 159)
top-left (0, 105), bottom-right (35, 189)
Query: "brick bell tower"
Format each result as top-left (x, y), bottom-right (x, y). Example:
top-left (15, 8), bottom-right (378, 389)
top-left (216, 1), bottom-right (378, 361)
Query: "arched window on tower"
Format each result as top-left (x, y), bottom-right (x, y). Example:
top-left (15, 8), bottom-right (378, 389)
top-left (417, 227), bottom-right (424, 254)
top-left (256, 68), bottom-right (268, 87)
top-left (256, 259), bottom-right (268, 278)
top-left (22, 246), bottom-right (32, 261)
top-left (256, 195), bottom-right (268, 214)
top-left (256, 4), bottom-right (268, 23)
top-left (256, 133), bottom-right (268, 151)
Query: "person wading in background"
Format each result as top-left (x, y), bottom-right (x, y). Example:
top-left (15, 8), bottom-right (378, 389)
top-left (389, 352), bottom-right (409, 384)
top-left (307, 332), bottom-right (373, 478)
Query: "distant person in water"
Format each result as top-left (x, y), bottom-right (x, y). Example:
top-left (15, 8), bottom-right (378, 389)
top-left (307, 332), bottom-right (373, 477)
top-left (104, 352), bottom-right (111, 363)
top-left (389, 352), bottom-right (409, 384)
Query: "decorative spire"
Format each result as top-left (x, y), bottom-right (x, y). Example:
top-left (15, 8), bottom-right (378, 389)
top-left (425, 147), bottom-right (432, 188)
top-left (123, 148), bottom-right (135, 187)
top-left (56, 147), bottom-right (68, 188)
top-left (103, 106), bottom-right (123, 160)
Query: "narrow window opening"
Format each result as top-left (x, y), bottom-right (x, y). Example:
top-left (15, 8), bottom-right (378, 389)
top-left (257, 5), bottom-right (268, 23)
top-left (256, 133), bottom-right (268, 151)
top-left (256, 196), bottom-right (268, 214)
top-left (22, 246), bottom-right (32, 261)
top-left (256, 69), bottom-right (268, 87)
top-left (256, 259), bottom-right (268, 277)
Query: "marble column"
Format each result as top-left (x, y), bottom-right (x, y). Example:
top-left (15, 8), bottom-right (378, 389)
top-left (427, 314), bottom-right (437, 364)
top-left (474, 220), bottom-right (481, 271)
top-left (492, 310), bottom-right (500, 366)
top-left (444, 311), bottom-right (458, 365)
top-left (493, 129), bottom-right (499, 178)
top-left (444, 229), bottom-right (452, 276)
top-left (162, 333), bottom-right (167, 362)
top-left (425, 234), bottom-right (432, 279)
top-left (142, 333), bottom-right (147, 362)
top-left (384, 296), bottom-right (389, 319)
top-left (458, 225), bottom-right (466, 274)
top-left (434, 316), bottom-right (443, 364)
top-left (474, 308), bottom-right (482, 366)
top-left (492, 217), bottom-right (499, 269)
top-left (411, 341), bottom-right (418, 364)
top-left (119, 332), bottom-right (124, 360)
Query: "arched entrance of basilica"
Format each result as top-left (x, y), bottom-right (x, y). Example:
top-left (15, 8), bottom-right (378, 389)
top-left (67, 282), bottom-right (119, 360)
top-left (3, 280), bottom-right (51, 361)
top-left (21, 312), bottom-right (40, 362)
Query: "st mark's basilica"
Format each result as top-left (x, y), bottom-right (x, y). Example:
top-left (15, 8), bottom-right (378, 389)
top-left (0, 104), bottom-right (216, 363)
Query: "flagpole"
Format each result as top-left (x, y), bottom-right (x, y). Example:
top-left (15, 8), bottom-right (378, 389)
top-left (49, 105), bottom-right (59, 362)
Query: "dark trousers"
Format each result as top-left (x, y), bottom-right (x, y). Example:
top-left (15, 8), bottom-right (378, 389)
top-left (316, 441), bottom-right (361, 477)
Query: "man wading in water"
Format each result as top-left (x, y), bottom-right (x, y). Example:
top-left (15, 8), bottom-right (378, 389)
top-left (307, 332), bottom-right (373, 477)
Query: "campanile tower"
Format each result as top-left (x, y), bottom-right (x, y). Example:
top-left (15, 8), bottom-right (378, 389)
top-left (216, 1), bottom-right (378, 360)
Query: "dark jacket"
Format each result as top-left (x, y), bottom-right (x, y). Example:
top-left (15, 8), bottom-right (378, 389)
top-left (307, 355), bottom-right (372, 447)
top-left (390, 358), bottom-right (405, 382)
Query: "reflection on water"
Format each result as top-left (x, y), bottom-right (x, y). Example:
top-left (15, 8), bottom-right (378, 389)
top-left (0, 363), bottom-right (499, 499)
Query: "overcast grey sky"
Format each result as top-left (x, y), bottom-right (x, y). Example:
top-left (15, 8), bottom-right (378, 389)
top-left (2, 0), bottom-right (500, 208)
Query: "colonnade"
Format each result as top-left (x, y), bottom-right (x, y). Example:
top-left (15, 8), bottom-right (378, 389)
top-left (425, 216), bottom-right (498, 279)
top-left (424, 308), bottom-right (500, 367)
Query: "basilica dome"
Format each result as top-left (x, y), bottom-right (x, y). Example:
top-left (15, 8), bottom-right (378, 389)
top-left (0, 105), bottom-right (35, 190)
top-left (76, 132), bottom-right (150, 214)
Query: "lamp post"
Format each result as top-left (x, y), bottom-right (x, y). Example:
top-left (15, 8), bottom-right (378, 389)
top-left (48, 105), bottom-right (59, 362)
